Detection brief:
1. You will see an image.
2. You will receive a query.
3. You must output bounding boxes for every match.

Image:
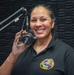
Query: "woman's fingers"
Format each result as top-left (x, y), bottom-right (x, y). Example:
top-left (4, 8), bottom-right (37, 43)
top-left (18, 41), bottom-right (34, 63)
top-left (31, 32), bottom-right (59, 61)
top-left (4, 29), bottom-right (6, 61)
top-left (14, 30), bottom-right (27, 41)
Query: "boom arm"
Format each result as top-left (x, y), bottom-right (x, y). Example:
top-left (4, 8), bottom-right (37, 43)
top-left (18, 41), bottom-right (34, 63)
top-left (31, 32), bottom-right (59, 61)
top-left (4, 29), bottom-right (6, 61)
top-left (0, 7), bottom-right (27, 31)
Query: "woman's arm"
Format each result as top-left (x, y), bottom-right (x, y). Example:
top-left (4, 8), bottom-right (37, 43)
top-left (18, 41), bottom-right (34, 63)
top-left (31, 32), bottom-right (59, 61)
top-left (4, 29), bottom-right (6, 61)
top-left (0, 30), bottom-right (29, 75)
top-left (0, 52), bottom-right (18, 75)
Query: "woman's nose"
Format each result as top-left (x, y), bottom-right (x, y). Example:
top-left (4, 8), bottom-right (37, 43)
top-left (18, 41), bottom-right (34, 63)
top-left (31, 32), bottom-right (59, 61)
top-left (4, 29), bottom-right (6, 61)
top-left (35, 20), bottom-right (42, 26)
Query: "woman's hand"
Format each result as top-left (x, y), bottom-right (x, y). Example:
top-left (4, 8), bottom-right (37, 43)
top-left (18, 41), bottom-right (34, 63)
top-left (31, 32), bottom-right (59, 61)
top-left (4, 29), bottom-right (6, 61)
top-left (11, 30), bottom-right (28, 57)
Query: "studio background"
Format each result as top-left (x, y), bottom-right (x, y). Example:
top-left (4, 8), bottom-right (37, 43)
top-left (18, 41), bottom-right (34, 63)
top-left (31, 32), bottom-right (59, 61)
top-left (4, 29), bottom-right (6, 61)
top-left (0, 0), bottom-right (74, 65)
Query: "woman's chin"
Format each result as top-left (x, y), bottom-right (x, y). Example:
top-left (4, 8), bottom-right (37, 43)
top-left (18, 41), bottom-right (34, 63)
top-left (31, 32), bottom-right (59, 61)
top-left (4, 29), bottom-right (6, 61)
top-left (36, 35), bottom-right (45, 39)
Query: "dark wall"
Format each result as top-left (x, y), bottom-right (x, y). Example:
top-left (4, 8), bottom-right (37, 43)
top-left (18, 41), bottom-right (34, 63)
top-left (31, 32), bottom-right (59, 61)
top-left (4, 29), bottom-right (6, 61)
top-left (0, 0), bottom-right (74, 65)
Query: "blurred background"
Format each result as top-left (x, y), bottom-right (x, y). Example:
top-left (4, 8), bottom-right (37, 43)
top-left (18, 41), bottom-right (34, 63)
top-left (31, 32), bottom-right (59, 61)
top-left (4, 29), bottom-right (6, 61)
top-left (0, 0), bottom-right (74, 65)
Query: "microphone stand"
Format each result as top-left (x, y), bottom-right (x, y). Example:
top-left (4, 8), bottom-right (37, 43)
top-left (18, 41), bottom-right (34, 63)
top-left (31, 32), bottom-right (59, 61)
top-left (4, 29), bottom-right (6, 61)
top-left (0, 7), bottom-right (27, 31)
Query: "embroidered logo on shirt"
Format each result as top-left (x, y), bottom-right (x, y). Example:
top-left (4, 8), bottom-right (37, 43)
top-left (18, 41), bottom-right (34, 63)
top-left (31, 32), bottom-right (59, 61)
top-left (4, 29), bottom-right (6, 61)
top-left (40, 58), bottom-right (54, 70)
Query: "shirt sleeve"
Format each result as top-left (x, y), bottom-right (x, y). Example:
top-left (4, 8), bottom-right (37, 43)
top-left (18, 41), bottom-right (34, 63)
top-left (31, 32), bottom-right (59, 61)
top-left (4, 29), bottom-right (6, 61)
top-left (64, 46), bottom-right (74, 75)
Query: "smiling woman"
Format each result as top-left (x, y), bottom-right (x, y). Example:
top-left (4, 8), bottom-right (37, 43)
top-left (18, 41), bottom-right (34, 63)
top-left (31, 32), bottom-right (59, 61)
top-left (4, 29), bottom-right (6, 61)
top-left (0, 4), bottom-right (74, 75)
top-left (29, 4), bottom-right (55, 53)
top-left (30, 6), bottom-right (54, 38)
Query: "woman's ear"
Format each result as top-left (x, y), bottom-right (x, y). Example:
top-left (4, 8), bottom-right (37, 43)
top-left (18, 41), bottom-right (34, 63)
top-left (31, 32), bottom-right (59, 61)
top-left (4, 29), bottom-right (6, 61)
top-left (51, 20), bottom-right (55, 28)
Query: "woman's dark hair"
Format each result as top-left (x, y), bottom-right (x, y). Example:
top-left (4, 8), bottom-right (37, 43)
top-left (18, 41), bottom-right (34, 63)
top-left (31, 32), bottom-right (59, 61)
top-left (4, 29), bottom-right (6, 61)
top-left (29, 4), bottom-right (56, 34)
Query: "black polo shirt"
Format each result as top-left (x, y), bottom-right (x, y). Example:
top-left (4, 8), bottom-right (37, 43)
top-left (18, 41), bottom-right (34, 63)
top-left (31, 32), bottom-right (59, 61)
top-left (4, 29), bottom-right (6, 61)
top-left (11, 36), bottom-right (74, 75)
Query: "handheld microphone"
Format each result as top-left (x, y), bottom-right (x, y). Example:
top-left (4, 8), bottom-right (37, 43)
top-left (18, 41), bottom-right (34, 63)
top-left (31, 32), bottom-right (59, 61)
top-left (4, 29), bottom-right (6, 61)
top-left (16, 16), bottom-right (37, 46)
top-left (19, 30), bottom-right (37, 45)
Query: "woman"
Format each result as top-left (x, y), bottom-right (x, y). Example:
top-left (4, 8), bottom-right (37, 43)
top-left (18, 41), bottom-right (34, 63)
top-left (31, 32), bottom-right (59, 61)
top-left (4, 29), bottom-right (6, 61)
top-left (0, 4), bottom-right (74, 75)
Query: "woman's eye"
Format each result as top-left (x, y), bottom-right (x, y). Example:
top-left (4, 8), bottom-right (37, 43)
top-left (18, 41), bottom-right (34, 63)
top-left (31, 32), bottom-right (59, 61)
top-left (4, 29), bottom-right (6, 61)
top-left (31, 19), bottom-right (36, 22)
top-left (41, 19), bottom-right (47, 21)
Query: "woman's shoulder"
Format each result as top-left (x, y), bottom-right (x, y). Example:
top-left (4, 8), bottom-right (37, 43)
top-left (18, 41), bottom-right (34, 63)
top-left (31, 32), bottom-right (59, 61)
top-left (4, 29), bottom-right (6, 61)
top-left (56, 39), bottom-right (74, 52)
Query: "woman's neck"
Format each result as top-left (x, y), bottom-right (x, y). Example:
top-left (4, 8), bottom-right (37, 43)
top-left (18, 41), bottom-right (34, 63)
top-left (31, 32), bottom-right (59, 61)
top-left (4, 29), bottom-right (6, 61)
top-left (34, 34), bottom-right (52, 54)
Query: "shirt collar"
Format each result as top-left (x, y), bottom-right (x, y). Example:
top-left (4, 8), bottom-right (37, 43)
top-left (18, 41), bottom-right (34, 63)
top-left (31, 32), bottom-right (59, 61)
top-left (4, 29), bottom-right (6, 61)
top-left (47, 34), bottom-right (57, 49)
top-left (31, 34), bottom-right (57, 49)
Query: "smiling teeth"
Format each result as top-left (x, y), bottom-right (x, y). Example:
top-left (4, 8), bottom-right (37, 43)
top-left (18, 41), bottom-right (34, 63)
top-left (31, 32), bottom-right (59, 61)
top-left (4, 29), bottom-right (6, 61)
top-left (36, 30), bottom-right (43, 33)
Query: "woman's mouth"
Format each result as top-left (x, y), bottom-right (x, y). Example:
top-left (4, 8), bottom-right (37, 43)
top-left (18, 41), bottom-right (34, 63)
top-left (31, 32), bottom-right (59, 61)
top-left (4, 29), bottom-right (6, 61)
top-left (35, 29), bottom-right (44, 34)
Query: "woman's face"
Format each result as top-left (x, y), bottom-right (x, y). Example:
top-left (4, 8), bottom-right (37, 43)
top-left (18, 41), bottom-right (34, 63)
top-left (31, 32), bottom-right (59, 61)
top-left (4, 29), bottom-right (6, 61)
top-left (30, 6), bottom-right (54, 39)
